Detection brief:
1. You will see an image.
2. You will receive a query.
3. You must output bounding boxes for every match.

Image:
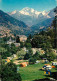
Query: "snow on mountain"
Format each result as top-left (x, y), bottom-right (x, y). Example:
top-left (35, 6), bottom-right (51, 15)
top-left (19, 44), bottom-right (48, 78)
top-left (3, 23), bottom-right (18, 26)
top-left (19, 7), bottom-right (41, 17)
top-left (9, 7), bottom-right (47, 17)
top-left (8, 7), bottom-right (55, 26)
top-left (8, 10), bottom-right (17, 15)
top-left (11, 10), bottom-right (17, 15)
top-left (9, 7), bottom-right (55, 17)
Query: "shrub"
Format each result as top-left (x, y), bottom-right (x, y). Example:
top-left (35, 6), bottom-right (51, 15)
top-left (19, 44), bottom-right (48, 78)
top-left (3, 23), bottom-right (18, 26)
top-left (29, 58), bottom-right (36, 64)
top-left (1, 62), bottom-right (22, 81)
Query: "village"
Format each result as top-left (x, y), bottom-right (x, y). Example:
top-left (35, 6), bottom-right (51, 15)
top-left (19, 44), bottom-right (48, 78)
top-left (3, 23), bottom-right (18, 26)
top-left (0, 31), bottom-right (57, 81)
top-left (0, 26), bottom-right (14, 38)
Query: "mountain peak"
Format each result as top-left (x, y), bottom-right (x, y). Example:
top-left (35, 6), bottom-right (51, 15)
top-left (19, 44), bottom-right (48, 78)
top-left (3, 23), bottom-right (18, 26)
top-left (11, 10), bottom-right (17, 14)
top-left (22, 7), bottom-right (31, 10)
top-left (42, 11), bottom-right (46, 15)
top-left (19, 7), bottom-right (34, 15)
top-left (10, 10), bottom-right (17, 15)
top-left (20, 7), bottom-right (35, 12)
top-left (19, 7), bottom-right (41, 16)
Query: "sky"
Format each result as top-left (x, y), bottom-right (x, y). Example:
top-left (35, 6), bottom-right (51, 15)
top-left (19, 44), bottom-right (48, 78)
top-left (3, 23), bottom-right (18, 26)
top-left (0, 0), bottom-right (57, 12)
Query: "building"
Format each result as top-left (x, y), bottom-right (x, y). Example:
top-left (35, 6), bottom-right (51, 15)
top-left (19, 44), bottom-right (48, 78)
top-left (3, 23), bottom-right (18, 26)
top-left (7, 38), bottom-right (15, 45)
top-left (14, 43), bottom-right (20, 47)
top-left (17, 35), bottom-right (27, 42)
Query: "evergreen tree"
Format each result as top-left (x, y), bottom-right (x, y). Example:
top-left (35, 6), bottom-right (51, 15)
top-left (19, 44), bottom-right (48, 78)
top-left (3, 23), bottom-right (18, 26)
top-left (52, 7), bottom-right (57, 48)
top-left (16, 36), bottom-right (20, 43)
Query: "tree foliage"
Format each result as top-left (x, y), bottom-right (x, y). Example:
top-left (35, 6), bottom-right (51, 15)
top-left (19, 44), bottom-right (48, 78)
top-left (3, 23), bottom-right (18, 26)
top-left (1, 62), bottom-right (22, 81)
top-left (24, 49), bottom-right (33, 60)
top-left (16, 36), bottom-right (20, 43)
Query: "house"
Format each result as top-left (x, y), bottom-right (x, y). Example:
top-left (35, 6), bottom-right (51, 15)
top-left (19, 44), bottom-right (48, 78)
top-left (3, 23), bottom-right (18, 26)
top-left (17, 35), bottom-right (27, 42)
top-left (14, 43), bottom-right (20, 47)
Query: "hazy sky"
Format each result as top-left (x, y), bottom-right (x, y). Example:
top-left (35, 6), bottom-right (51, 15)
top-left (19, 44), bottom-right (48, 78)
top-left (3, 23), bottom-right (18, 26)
top-left (0, 0), bottom-right (56, 12)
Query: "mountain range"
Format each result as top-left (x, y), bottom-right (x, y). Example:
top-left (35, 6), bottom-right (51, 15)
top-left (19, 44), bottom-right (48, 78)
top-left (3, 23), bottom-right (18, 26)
top-left (8, 7), bottom-right (55, 26)
top-left (0, 7), bottom-right (56, 36)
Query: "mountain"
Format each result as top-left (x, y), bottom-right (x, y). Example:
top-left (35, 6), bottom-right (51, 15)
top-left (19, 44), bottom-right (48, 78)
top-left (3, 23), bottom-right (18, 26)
top-left (8, 7), bottom-right (55, 26)
top-left (0, 7), bottom-right (56, 36)
top-left (31, 17), bottom-right (54, 34)
top-left (31, 8), bottom-right (55, 33)
top-left (0, 10), bottom-right (29, 35)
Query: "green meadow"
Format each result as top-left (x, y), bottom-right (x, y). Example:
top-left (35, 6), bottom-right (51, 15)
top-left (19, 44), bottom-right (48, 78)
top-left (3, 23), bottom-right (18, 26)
top-left (19, 63), bottom-right (57, 81)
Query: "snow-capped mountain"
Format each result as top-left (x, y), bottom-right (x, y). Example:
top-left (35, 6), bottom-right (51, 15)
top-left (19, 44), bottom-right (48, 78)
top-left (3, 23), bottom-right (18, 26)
top-left (9, 7), bottom-right (51, 17)
top-left (8, 7), bottom-right (55, 26)
top-left (9, 10), bottom-right (17, 15)
top-left (19, 7), bottom-right (41, 17)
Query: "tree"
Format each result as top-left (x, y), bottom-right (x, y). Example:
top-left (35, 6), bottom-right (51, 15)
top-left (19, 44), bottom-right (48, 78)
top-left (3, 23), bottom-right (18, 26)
top-left (1, 51), bottom-right (11, 59)
top-left (0, 47), bottom-right (7, 59)
top-left (24, 52), bottom-right (30, 60)
top-left (46, 28), bottom-right (54, 48)
top-left (16, 36), bottom-right (20, 43)
top-left (46, 51), bottom-right (56, 62)
top-left (42, 42), bottom-right (52, 51)
top-left (28, 34), bottom-right (32, 40)
top-left (10, 43), bottom-right (18, 54)
top-left (33, 51), bottom-right (40, 60)
top-left (31, 35), bottom-right (51, 48)
top-left (39, 30), bottom-right (46, 36)
top-left (52, 7), bottom-right (57, 48)
top-left (25, 42), bottom-right (32, 48)
top-left (1, 62), bottom-right (22, 81)
top-left (20, 42), bottom-right (24, 48)
top-left (29, 57), bottom-right (36, 64)
top-left (3, 37), bottom-right (10, 42)
top-left (31, 35), bottom-right (44, 48)
top-left (24, 49), bottom-right (33, 60)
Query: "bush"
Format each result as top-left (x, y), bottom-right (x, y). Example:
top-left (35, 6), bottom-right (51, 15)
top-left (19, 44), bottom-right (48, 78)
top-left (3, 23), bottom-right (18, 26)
top-left (33, 51), bottom-right (40, 60)
top-left (46, 51), bottom-right (56, 62)
top-left (1, 62), bottom-right (22, 81)
top-left (24, 53), bottom-right (30, 60)
top-left (24, 49), bottom-right (33, 60)
top-left (29, 58), bottom-right (36, 64)
top-left (25, 42), bottom-right (32, 48)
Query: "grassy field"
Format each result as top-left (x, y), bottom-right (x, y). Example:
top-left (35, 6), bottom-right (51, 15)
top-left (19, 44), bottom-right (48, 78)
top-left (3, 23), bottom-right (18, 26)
top-left (18, 62), bottom-right (57, 81)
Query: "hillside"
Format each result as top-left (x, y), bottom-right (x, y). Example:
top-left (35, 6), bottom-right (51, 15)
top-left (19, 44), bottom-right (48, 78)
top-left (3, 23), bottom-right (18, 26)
top-left (0, 10), bottom-right (29, 35)
top-left (0, 26), bottom-right (14, 38)
top-left (31, 17), bottom-right (54, 34)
